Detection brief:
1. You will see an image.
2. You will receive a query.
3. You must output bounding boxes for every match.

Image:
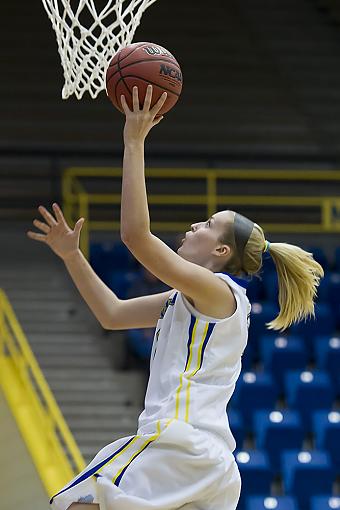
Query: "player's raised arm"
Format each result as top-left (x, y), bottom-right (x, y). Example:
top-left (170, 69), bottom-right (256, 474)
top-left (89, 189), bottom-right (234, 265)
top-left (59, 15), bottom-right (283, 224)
top-left (120, 85), bottom-right (236, 314)
top-left (26, 203), bottom-right (172, 329)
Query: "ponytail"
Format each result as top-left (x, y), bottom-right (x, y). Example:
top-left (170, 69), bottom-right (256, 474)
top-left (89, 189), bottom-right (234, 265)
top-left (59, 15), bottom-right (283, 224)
top-left (262, 241), bottom-right (324, 332)
top-left (220, 213), bottom-right (324, 332)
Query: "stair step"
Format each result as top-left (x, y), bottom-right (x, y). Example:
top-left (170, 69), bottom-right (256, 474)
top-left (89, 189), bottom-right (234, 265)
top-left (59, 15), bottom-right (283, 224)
top-left (60, 404), bottom-right (143, 418)
top-left (37, 355), bottom-right (113, 368)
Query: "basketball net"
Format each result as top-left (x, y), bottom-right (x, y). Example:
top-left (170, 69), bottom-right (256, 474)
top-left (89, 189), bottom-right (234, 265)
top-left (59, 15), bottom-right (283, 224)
top-left (41, 0), bottom-right (158, 99)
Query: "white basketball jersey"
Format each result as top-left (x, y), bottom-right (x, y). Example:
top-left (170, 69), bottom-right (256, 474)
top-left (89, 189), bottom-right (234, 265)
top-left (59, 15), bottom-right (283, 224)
top-left (137, 272), bottom-right (251, 451)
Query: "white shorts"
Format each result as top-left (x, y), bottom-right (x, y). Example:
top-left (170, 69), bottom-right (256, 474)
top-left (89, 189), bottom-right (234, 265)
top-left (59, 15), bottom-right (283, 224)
top-left (50, 419), bottom-right (241, 510)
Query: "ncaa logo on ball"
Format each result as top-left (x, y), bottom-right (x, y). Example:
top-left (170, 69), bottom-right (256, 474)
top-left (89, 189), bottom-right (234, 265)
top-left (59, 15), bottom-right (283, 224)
top-left (159, 64), bottom-right (182, 84)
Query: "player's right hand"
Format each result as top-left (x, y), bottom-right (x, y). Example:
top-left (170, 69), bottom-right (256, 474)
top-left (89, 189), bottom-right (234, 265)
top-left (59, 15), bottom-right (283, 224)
top-left (27, 203), bottom-right (84, 261)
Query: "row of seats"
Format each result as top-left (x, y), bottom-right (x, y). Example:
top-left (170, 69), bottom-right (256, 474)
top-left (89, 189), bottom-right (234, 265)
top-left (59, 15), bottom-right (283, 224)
top-left (230, 369), bottom-right (339, 429)
top-left (245, 495), bottom-right (340, 510)
top-left (242, 334), bottom-right (340, 386)
top-left (236, 448), bottom-right (336, 510)
top-left (228, 408), bottom-right (340, 472)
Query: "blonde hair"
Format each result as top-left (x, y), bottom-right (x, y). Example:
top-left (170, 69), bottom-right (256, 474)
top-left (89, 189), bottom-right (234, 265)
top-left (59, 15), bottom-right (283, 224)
top-left (219, 213), bottom-right (325, 332)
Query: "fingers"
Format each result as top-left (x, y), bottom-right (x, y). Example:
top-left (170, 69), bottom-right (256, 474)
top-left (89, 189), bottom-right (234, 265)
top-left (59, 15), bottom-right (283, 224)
top-left (150, 91), bottom-right (167, 117)
top-left (33, 218), bottom-right (50, 234)
top-left (26, 231), bottom-right (47, 243)
top-left (132, 86), bottom-right (140, 111)
top-left (120, 94), bottom-right (130, 114)
top-left (74, 217), bottom-right (85, 233)
top-left (143, 84), bottom-right (153, 112)
top-left (52, 202), bottom-right (68, 227)
top-left (38, 205), bottom-right (57, 227)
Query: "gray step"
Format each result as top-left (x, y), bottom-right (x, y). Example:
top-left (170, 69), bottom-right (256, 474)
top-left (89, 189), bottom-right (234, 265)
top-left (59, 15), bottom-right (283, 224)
top-left (53, 391), bottom-right (136, 405)
top-left (60, 404), bottom-right (143, 418)
top-left (23, 322), bottom-right (92, 334)
top-left (29, 343), bottom-right (106, 357)
top-left (27, 333), bottom-right (100, 345)
top-left (36, 355), bottom-right (113, 369)
top-left (67, 416), bottom-right (138, 431)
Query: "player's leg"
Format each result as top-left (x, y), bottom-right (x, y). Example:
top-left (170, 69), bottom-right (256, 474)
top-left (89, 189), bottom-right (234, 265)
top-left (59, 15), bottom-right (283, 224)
top-left (67, 504), bottom-right (100, 509)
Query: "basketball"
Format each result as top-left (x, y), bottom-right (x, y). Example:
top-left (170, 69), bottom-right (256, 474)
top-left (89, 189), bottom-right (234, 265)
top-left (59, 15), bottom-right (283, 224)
top-left (105, 42), bottom-right (183, 115)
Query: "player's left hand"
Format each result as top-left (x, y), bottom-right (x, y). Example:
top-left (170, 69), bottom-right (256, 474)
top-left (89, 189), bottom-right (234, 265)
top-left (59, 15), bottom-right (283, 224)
top-left (121, 85), bottom-right (167, 144)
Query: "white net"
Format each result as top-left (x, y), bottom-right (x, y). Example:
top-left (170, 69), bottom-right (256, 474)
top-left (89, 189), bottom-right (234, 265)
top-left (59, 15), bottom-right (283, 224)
top-left (41, 0), bottom-right (158, 99)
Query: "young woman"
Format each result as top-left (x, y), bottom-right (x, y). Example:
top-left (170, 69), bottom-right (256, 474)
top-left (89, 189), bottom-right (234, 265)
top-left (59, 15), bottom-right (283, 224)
top-left (27, 85), bottom-right (324, 510)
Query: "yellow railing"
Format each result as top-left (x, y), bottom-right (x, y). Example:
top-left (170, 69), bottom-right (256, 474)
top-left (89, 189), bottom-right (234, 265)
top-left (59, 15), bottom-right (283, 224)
top-left (0, 289), bottom-right (85, 497)
top-left (62, 167), bottom-right (340, 258)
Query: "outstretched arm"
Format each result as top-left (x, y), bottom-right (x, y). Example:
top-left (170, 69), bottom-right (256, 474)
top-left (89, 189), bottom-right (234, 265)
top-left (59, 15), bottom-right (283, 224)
top-left (120, 86), bottom-right (235, 311)
top-left (27, 203), bottom-right (171, 329)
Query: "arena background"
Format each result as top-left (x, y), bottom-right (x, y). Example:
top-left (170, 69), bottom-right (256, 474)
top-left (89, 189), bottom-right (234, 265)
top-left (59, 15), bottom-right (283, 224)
top-left (0, 0), bottom-right (339, 509)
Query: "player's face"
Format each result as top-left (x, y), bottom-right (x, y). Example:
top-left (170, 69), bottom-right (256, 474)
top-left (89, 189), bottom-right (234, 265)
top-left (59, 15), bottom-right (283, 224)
top-left (177, 210), bottom-right (234, 268)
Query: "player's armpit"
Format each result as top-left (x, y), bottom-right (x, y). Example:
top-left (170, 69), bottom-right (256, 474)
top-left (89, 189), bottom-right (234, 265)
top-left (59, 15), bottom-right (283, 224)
top-left (122, 233), bottom-right (235, 316)
top-left (103, 289), bottom-right (173, 330)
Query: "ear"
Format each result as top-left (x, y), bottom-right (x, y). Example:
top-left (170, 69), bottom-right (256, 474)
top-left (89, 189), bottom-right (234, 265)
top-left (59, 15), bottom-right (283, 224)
top-left (215, 244), bottom-right (232, 257)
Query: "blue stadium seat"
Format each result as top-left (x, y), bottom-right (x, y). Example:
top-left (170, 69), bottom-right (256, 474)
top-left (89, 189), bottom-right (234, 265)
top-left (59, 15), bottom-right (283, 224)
top-left (310, 496), bottom-right (340, 510)
top-left (335, 247), bottom-right (340, 272)
top-left (253, 410), bottom-right (304, 475)
top-left (106, 269), bottom-right (140, 299)
top-left (245, 496), bottom-right (298, 510)
top-left (248, 302), bottom-right (280, 352)
top-left (227, 408), bottom-right (244, 449)
top-left (262, 270), bottom-right (278, 302)
top-left (259, 335), bottom-right (308, 392)
top-left (235, 450), bottom-right (272, 507)
top-left (289, 303), bottom-right (336, 354)
top-left (314, 335), bottom-right (340, 383)
top-left (313, 410), bottom-right (340, 472)
top-left (327, 272), bottom-right (340, 321)
top-left (241, 341), bottom-right (254, 371)
top-left (247, 276), bottom-right (264, 303)
top-left (90, 240), bottom-right (135, 281)
top-left (281, 450), bottom-right (334, 509)
top-left (230, 372), bottom-right (278, 427)
top-left (284, 370), bottom-right (335, 431)
top-left (315, 273), bottom-right (331, 304)
top-left (306, 246), bottom-right (330, 272)
top-left (127, 328), bottom-right (153, 360)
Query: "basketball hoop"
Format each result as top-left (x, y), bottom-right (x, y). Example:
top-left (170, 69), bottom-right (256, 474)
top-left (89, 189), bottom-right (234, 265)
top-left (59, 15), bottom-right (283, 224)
top-left (41, 0), bottom-right (158, 99)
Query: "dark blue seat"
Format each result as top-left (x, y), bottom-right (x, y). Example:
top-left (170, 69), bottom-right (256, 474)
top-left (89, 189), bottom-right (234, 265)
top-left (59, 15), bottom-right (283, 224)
top-left (310, 496), bottom-right (340, 510)
top-left (335, 247), bottom-right (340, 272)
top-left (253, 409), bottom-right (304, 475)
top-left (126, 328), bottom-right (153, 360)
top-left (261, 270), bottom-right (278, 302)
top-left (327, 272), bottom-right (340, 322)
top-left (245, 496), bottom-right (298, 510)
top-left (259, 335), bottom-right (308, 392)
top-left (247, 276), bottom-right (265, 302)
top-left (284, 370), bottom-right (335, 431)
top-left (90, 240), bottom-right (136, 281)
top-left (235, 450), bottom-right (272, 508)
top-left (241, 341), bottom-right (254, 371)
top-left (248, 302), bottom-right (280, 353)
top-left (289, 304), bottom-right (336, 356)
top-left (106, 269), bottom-right (140, 299)
top-left (314, 335), bottom-right (340, 384)
top-left (313, 410), bottom-right (340, 472)
top-left (281, 450), bottom-right (334, 510)
top-left (230, 371), bottom-right (278, 428)
top-left (227, 408), bottom-right (244, 450)
top-left (306, 246), bottom-right (330, 272)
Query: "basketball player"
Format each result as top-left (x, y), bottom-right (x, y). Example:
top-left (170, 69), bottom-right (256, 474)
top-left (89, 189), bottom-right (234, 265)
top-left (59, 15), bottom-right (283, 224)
top-left (27, 85), bottom-right (324, 510)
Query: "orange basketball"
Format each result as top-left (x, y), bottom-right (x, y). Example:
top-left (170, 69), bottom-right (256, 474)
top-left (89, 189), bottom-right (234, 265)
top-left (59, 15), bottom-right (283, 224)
top-left (105, 42), bottom-right (183, 115)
